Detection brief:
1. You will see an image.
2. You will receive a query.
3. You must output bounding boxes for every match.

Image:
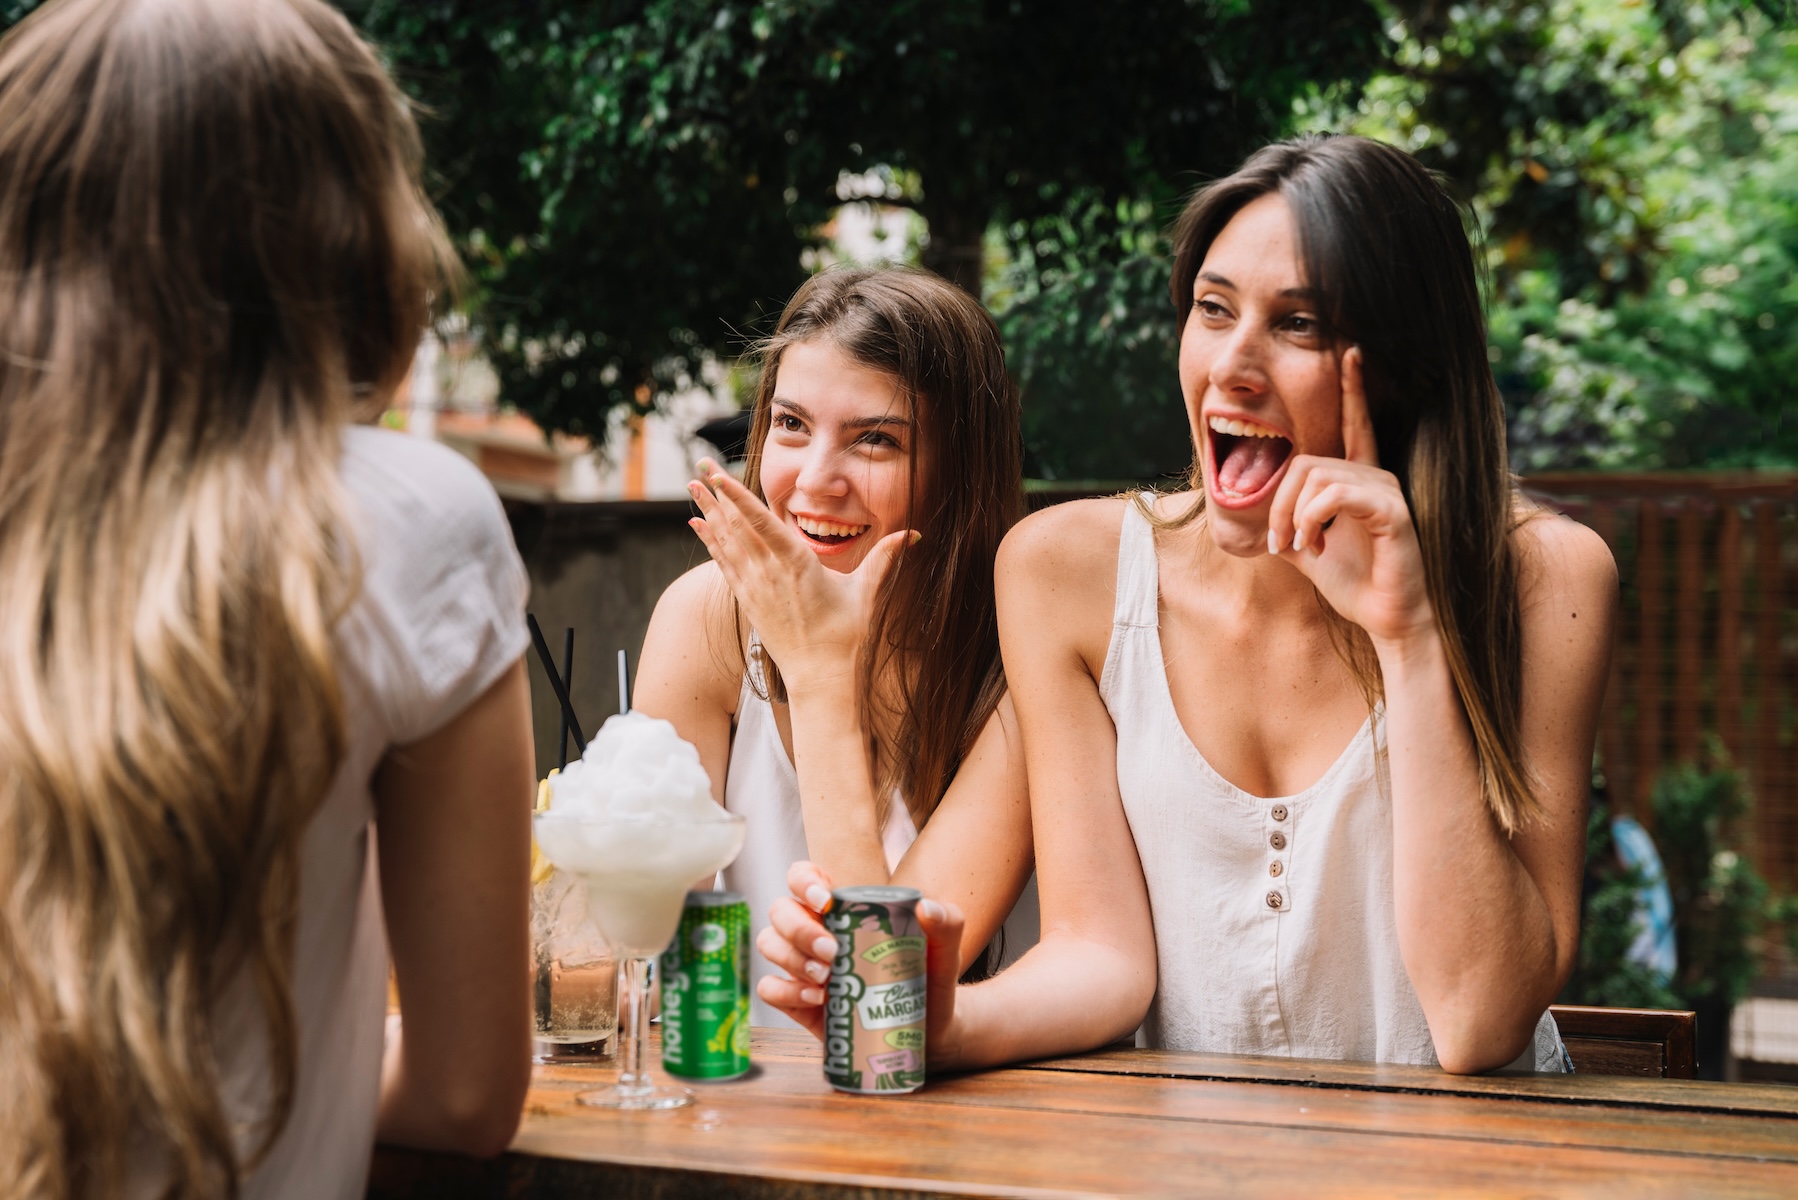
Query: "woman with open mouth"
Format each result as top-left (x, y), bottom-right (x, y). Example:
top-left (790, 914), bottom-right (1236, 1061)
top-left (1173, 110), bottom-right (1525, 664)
top-left (634, 266), bottom-right (1038, 1027)
top-left (761, 135), bottom-right (1616, 1077)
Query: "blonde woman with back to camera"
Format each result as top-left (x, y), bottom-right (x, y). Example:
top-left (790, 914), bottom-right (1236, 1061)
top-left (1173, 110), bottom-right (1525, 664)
top-left (760, 135), bottom-right (1617, 1076)
top-left (0, 1), bottom-right (534, 1196)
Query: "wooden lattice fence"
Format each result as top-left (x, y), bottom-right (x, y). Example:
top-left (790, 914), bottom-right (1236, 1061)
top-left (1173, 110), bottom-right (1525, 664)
top-left (1525, 474), bottom-right (1798, 890)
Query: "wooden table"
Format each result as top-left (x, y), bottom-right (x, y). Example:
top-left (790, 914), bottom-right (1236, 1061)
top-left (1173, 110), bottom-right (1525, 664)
top-left (367, 1027), bottom-right (1798, 1198)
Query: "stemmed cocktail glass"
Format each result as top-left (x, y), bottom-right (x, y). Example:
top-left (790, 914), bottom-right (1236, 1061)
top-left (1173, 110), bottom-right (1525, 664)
top-left (531, 808), bottom-right (746, 1110)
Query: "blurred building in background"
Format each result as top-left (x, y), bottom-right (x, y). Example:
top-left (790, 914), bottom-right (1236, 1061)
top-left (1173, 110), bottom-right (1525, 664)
top-left (395, 322), bottom-right (740, 502)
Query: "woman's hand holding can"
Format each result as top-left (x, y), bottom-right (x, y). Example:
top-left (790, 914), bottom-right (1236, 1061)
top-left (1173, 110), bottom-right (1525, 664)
top-left (757, 861), bottom-right (965, 1079)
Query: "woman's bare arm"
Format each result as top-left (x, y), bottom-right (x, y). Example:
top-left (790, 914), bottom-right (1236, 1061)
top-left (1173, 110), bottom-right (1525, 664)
top-left (686, 464), bottom-right (917, 888)
top-left (756, 501), bottom-right (1158, 1068)
top-left (1266, 351), bottom-right (1615, 1072)
top-left (944, 501), bottom-right (1159, 1067)
top-left (1380, 516), bottom-right (1614, 1072)
top-left (889, 692), bottom-right (1032, 970)
top-left (375, 659), bottom-right (533, 1156)
top-left (632, 561), bottom-right (744, 806)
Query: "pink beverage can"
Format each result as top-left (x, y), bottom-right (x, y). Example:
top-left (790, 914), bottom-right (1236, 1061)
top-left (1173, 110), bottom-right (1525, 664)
top-left (821, 885), bottom-right (926, 1094)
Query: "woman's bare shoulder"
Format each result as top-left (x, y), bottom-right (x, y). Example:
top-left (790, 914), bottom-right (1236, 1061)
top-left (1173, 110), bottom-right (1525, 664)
top-left (994, 497), bottom-right (1144, 659)
top-left (998, 495), bottom-right (1134, 577)
top-left (641, 561), bottom-right (744, 710)
top-left (1513, 509), bottom-right (1618, 613)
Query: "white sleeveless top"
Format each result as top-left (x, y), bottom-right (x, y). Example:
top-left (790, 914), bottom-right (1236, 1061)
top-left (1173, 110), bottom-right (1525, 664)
top-left (126, 429), bottom-right (530, 1198)
top-left (1100, 501), bottom-right (1567, 1071)
top-left (722, 651), bottom-right (1040, 1028)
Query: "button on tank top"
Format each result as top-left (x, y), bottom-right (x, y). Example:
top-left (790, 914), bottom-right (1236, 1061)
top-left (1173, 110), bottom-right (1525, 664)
top-left (1100, 500), bottom-right (1567, 1070)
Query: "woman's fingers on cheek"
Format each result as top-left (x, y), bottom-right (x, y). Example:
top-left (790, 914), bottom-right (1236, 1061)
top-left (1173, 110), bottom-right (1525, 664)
top-left (1296, 483), bottom-right (1361, 552)
top-left (1293, 475), bottom-right (1340, 544)
top-left (1290, 468), bottom-right (1339, 551)
top-left (1267, 459), bottom-right (1314, 554)
top-left (1338, 348), bottom-right (1380, 468)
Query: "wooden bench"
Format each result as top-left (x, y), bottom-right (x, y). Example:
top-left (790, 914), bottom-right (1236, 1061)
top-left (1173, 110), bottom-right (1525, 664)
top-left (1550, 1004), bottom-right (1697, 1079)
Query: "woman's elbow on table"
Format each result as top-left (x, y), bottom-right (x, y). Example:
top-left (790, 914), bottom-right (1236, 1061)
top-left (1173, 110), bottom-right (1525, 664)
top-left (383, 1056), bottom-right (529, 1158)
top-left (1429, 1011), bottom-right (1540, 1076)
top-left (438, 1074), bottom-right (529, 1159)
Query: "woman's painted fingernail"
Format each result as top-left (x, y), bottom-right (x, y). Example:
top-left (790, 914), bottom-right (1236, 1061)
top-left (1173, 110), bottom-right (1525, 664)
top-left (1293, 531), bottom-right (1305, 551)
top-left (800, 986), bottom-right (825, 1005)
top-left (812, 934), bottom-right (838, 959)
top-left (1267, 529), bottom-right (1279, 555)
top-left (918, 898), bottom-right (945, 922)
top-left (804, 960), bottom-right (830, 983)
top-left (909, 530), bottom-right (923, 545)
top-left (805, 884), bottom-right (832, 911)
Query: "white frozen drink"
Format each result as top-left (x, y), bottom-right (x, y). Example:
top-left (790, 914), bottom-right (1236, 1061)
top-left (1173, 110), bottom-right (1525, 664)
top-left (533, 712), bottom-right (745, 956)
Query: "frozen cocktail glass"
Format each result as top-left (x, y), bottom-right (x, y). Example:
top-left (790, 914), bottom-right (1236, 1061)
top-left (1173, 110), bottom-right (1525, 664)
top-left (531, 712), bottom-right (746, 1110)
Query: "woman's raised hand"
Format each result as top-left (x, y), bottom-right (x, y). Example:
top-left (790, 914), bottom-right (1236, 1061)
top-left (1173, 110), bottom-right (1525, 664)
top-left (687, 458), bottom-right (914, 690)
top-left (1265, 347), bottom-right (1434, 650)
top-left (756, 860), bottom-right (964, 1058)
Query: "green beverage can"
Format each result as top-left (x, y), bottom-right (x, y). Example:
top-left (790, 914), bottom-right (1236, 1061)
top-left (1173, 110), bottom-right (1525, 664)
top-left (659, 890), bottom-right (751, 1080)
top-left (822, 886), bottom-right (926, 1094)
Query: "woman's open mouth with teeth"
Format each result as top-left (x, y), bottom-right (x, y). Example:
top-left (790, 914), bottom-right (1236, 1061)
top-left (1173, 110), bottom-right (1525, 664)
top-left (1207, 414), bottom-right (1293, 506)
top-left (794, 513), bottom-right (872, 551)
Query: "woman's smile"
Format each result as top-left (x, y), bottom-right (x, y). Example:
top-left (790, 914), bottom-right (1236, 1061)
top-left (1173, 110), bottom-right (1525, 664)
top-left (791, 510), bottom-right (874, 555)
top-left (1204, 412), bottom-right (1293, 508)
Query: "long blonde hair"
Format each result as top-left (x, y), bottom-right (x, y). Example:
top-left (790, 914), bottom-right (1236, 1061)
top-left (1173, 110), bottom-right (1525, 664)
top-left (0, 1), bottom-right (453, 1195)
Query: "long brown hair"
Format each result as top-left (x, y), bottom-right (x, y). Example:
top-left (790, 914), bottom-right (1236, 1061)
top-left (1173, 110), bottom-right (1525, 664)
top-left (739, 267), bottom-right (1023, 830)
top-left (0, 1), bottom-right (452, 1196)
top-left (1161, 134), bottom-right (1537, 833)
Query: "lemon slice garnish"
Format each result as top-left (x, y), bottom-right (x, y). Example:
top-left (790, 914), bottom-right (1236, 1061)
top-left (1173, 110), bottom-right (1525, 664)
top-left (530, 771), bottom-right (557, 885)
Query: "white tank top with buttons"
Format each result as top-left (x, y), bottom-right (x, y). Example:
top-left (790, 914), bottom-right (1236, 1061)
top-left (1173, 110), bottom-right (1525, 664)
top-left (1101, 500), bottom-right (1567, 1070)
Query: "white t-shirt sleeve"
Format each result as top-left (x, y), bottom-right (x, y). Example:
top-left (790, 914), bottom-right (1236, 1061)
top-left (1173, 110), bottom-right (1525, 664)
top-left (336, 426), bottom-right (530, 747)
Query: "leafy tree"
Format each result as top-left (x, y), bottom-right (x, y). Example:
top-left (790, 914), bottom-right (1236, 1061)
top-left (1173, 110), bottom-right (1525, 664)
top-left (988, 197), bottom-right (1191, 482)
top-left (1344, 1), bottom-right (1798, 468)
top-left (334, 0), bottom-right (1390, 443)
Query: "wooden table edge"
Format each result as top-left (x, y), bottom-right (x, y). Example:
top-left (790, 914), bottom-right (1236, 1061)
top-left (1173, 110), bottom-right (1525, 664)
top-left (1011, 1052), bottom-right (1798, 1118)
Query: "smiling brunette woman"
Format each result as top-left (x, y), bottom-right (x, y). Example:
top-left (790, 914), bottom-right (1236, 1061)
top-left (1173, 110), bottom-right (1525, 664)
top-left (759, 135), bottom-right (1617, 1074)
top-left (633, 267), bottom-right (1037, 1027)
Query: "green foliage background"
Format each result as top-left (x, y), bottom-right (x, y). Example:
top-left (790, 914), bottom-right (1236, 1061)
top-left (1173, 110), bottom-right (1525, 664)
top-left (0, 0), bottom-right (1789, 473)
top-left (337, 0), bottom-right (1388, 456)
top-left (1567, 758), bottom-right (1794, 1013)
top-left (1000, 0), bottom-right (1798, 479)
top-left (1344, 0), bottom-right (1798, 471)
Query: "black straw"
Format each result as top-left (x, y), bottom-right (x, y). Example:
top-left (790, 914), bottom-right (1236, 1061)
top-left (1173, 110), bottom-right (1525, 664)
top-left (559, 627), bottom-right (575, 769)
top-left (527, 613), bottom-right (586, 754)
